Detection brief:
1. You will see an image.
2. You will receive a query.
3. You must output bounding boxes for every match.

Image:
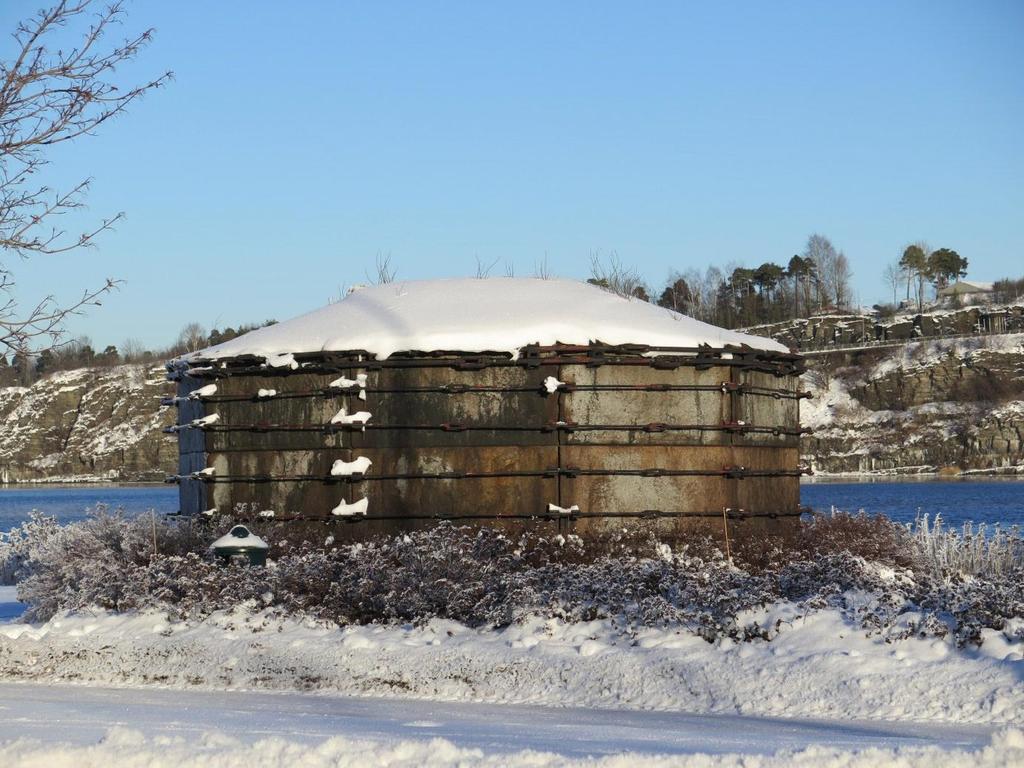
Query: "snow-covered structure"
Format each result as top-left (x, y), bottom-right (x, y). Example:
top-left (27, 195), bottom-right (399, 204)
top-left (936, 280), bottom-right (994, 305)
top-left (167, 278), bottom-right (808, 538)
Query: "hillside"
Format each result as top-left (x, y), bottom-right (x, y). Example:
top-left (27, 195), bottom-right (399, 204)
top-left (802, 334), bottom-right (1024, 475)
top-left (0, 365), bottom-right (176, 483)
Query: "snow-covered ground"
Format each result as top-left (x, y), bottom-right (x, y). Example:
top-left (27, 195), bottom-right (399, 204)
top-left (0, 600), bottom-right (1022, 764)
top-left (1, 681), bottom-right (1020, 767)
top-left (1, 605), bottom-right (1022, 722)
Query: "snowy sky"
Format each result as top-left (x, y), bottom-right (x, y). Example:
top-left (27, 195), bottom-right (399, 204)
top-left (4, 0), bottom-right (1022, 350)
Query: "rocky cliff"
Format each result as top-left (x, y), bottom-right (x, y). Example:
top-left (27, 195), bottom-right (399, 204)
top-left (0, 364), bottom-right (176, 483)
top-left (802, 334), bottom-right (1024, 475)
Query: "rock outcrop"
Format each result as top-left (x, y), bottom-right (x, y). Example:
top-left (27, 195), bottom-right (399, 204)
top-left (801, 335), bottom-right (1024, 475)
top-left (0, 364), bottom-right (176, 483)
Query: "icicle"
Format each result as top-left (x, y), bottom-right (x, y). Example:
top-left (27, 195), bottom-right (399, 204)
top-left (331, 456), bottom-right (372, 476)
top-left (543, 376), bottom-right (565, 394)
top-left (330, 408), bottom-right (372, 427)
top-left (331, 497), bottom-right (369, 517)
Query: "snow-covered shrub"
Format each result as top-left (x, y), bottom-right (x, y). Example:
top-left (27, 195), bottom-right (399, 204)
top-left (9, 509), bottom-right (1023, 649)
top-left (912, 513), bottom-right (1023, 579)
top-left (0, 536), bottom-right (20, 585)
top-left (9, 507), bottom-right (219, 621)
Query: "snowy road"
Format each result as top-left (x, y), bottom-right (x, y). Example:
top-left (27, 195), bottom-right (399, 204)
top-left (0, 681), bottom-right (999, 760)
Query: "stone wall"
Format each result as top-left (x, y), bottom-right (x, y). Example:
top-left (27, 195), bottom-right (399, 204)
top-left (744, 305), bottom-right (1024, 352)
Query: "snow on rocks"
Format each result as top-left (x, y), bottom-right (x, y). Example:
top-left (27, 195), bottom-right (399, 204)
top-left (800, 378), bottom-right (865, 431)
top-left (331, 497), bottom-right (369, 517)
top-left (330, 457), bottom-right (372, 477)
top-left (184, 278), bottom-right (789, 363)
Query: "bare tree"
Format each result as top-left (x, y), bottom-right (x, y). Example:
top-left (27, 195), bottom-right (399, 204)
top-left (177, 322), bottom-right (207, 354)
top-left (0, 1), bottom-right (170, 358)
top-left (588, 252), bottom-right (648, 300)
top-left (803, 234), bottom-right (851, 311)
top-left (883, 262), bottom-right (901, 306)
top-left (120, 336), bottom-right (144, 362)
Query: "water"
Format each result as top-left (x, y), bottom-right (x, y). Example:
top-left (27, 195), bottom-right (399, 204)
top-left (801, 477), bottom-right (1024, 529)
top-left (0, 484), bottom-right (178, 532)
top-left (0, 479), bottom-right (1021, 533)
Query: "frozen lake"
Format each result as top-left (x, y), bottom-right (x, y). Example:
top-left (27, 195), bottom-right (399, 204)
top-left (0, 478), bottom-right (1022, 532)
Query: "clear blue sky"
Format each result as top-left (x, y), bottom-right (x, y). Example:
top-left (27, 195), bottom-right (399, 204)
top-left (5, 0), bottom-right (1022, 349)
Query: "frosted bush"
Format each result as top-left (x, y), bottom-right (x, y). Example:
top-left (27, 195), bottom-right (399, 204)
top-left (0, 537), bottom-right (19, 585)
top-left (8, 507), bottom-right (218, 621)
top-left (7, 509), bottom-right (1023, 649)
top-left (912, 513), bottom-right (1023, 579)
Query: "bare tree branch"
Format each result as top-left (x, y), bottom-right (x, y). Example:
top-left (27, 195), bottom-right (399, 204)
top-left (0, 0), bottom-right (170, 358)
top-left (366, 251), bottom-right (396, 285)
top-left (474, 254), bottom-right (500, 279)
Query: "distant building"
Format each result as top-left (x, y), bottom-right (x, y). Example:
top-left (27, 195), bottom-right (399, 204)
top-left (936, 280), bottom-right (994, 305)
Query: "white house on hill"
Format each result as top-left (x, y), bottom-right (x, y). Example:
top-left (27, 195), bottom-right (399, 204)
top-left (936, 279), bottom-right (994, 305)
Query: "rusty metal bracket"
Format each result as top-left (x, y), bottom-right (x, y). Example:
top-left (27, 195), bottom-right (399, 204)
top-left (720, 420), bottom-right (750, 433)
top-left (453, 357), bottom-right (490, 371)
